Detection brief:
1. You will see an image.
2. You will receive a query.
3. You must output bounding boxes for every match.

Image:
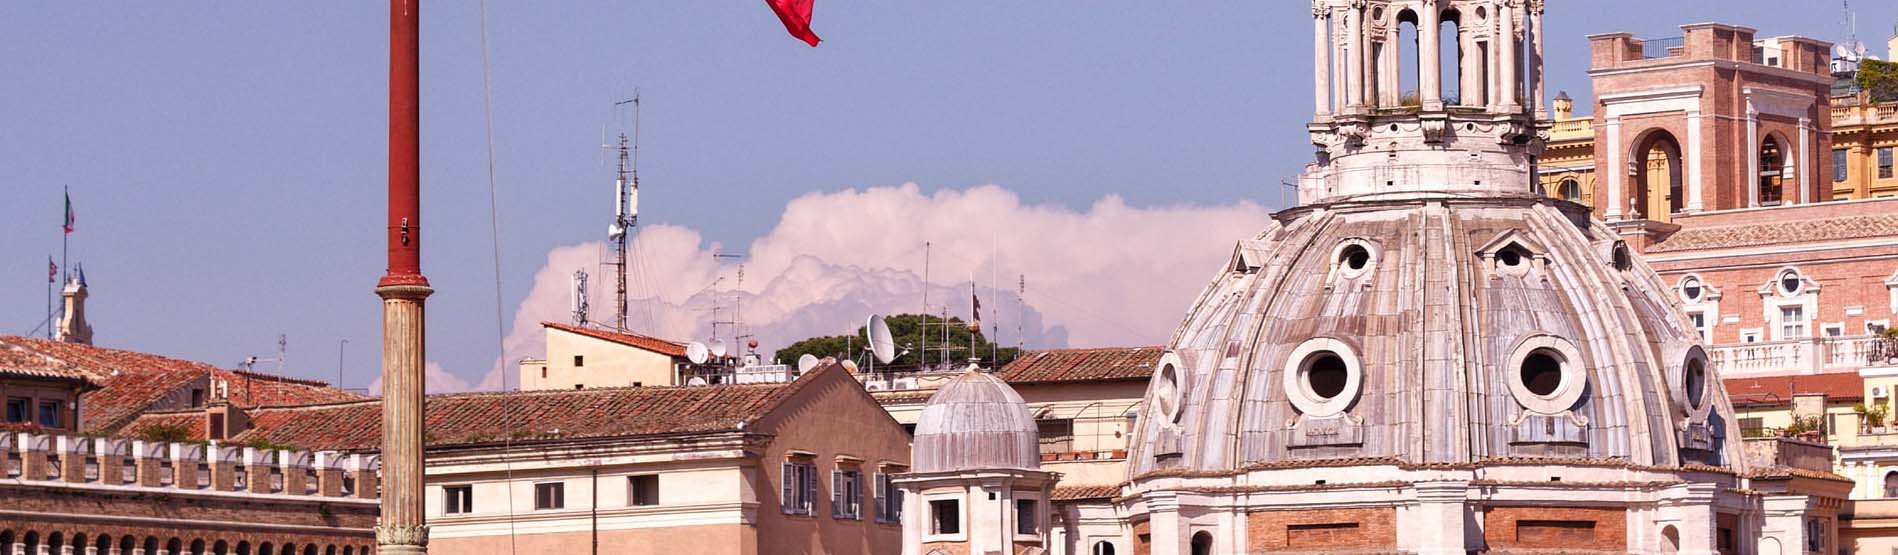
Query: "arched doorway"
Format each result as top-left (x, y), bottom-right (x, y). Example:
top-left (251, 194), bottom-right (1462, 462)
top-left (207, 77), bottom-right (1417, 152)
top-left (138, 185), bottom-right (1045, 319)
top-left (1661, 524), bottom-right (1681, 554)
top-left (1632, 130), bottom-right (1684, 222)
top-left (1190, 531), bottom-right (1214, 555)
top-left (1759, 135), bottom-right (1786, 205)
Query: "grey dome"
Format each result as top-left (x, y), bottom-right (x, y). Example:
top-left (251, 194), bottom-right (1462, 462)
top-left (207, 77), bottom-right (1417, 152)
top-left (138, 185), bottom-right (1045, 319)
top-left (912, 370), bottom-right (1039, 472)
top-left (1130, 195), bottom-right (1734, 474)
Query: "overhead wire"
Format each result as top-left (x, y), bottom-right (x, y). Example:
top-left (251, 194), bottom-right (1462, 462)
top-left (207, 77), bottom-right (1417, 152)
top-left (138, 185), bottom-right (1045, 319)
top-left (474, 1), bottom-right (521, 552)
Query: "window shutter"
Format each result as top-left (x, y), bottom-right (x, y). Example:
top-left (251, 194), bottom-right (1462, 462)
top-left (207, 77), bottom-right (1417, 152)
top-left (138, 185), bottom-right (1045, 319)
top-left (851, 472), bottom-right (862, 516)
top-left (781, 462), bottom-right (795, 513)
top-left (831, 469), bottom-right (844, 517)
top-left (802, 464), bottom-right (817, 515)
top-left (874, 473), bottom-right (886, 520)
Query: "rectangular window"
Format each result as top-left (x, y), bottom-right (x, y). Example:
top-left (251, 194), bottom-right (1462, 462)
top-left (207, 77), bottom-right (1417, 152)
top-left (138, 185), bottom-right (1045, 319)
top-left (534, 482), bottom-right (565, 510)
top-left (628, 475), bottom-right (659, 506)
top-left (1740, 417), bottom-right (1765, 437)
top-left (573, 355), bottom-right (584, 367)
top-left (874, 472), bottom-right (904, 524)
top-left (930, 499), bottom-right (961, 535)
top-left (4, 398), bottom-right (26, 423)
top-left (37, 401), bottom-right (60, 428)
top-left (831, 468), bottom-right (862, 519)
top-left (190, 389), bottom-right (205, 408)
top-left (1781, 306), bottom-right (1807, 339)
top-left (1823, 323), bottom-right (1844, 337)
top-left (1037, 419), bottom-right (1074, 454)
top-left (1881, 147), bottom-right (1894, 179)
top-left (1835, 149), bottom-right (1850, 182)
top-left (1016, 499), bottom-right (1038, 535)
top-left (444, 485), bottom-right (473, 514)
top-left (781, 461), bottom-right (817, 515)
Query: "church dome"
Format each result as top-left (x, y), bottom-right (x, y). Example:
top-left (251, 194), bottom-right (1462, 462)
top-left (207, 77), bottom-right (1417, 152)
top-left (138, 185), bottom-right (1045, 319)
top-left (1129, 193), bottom-right (1731, 473)
top-left (912, 370), bottom-right (1039, 472)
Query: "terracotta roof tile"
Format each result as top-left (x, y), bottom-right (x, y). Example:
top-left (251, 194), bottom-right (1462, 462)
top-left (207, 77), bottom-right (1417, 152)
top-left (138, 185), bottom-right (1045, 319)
top-left (1649, 214), bottom-right (1898, 253)
top-left (995, 347), bottom-right (1163, 384)
top-left (542, 322), bottom-right (688, 357)
top-left (1724, 373), bottom-right (1863, 407)
top-left (0, 342), bottom-right (94, 385)
top-left (1052, 484), bottom-right (1119, 501)
top-left (213, 365), bottom-right (846, 451)
top-left (0, 336), bottom-right (365, 433)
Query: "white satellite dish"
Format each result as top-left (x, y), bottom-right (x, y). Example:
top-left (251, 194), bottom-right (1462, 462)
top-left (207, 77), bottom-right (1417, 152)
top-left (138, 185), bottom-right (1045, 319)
top-left (709, 339), bottom-right (729, 359)
top-left (797, 354), bottom-right (820, 373)
top-left (840, 359), bottom-right (859, 373)
top-left (686, 342), bottom-right (710, 365)
top-left (686, 376), bottom-right (707, 386)
top-left (867, 314), bottom-right (897, 364)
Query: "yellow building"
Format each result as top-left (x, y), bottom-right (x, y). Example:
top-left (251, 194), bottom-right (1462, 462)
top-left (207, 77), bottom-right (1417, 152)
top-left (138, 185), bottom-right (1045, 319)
top-left (1538, 91), bottom-right (1598, 205)
top-left (1830, 92), bottom-right (1898, 199)
top-left (518, 322), bottom-right (694, 390)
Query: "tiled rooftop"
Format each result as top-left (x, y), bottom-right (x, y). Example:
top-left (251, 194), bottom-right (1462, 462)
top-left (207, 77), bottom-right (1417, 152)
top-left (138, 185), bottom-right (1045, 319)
top-left (1649, 213), bottom-right (1898, 253)
top-left (0, 336), bottom-right (365, 433)
top-left (543, 322), bottom-right (689, 358)
top-left (0, 341), bottom-right (94, 385)
top-left (142, 364), bottom-right (843, 451)
top-left (1724, 373), bottom-right (1864, 407)
top-left (995, 346), bottom-right (1163, 384)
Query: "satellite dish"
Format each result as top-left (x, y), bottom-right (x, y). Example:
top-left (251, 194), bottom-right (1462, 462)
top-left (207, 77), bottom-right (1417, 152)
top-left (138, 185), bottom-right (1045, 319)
top-left (797, 354), bottom-right (820, 373)
top-left (709, 340), bottom-right (729, 358)
top-left (867, 314), bottom-right (897, 364)
top-left (686, 376), bottom-right (707, 386)
top-left (1837, 43), bottom-right (1855, 59)
top-left (840, 359), bottom-right (859, 373)
top-left (686, 342), bottom-right (710, 365)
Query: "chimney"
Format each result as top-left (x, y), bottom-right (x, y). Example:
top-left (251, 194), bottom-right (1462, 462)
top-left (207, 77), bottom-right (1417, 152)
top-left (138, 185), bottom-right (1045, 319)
top-left (57, 267), bottom-right (92, 345)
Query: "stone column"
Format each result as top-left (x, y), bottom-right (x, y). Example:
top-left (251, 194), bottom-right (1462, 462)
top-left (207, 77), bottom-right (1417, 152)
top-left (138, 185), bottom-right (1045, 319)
top-left (1605, 116), bottom-right (1624, 219)
top-left (1496, 1), bottom-right (1518, 112)
top-left (1331, 7), bottom-right (1348, 114)
top-left (1346, 4), bottom-right (1366, 109)
top-left (1314, 8), bottom-right (1331, 117)
top-left (1528, 0), bottom-right (1545, 116)
top-left (1420, 4), bottom-right (1441, 110)
top-left (1685, 110), bottom-right (1704, 212)
top-left (1147, 493), bottom-right (1185, 555)
top-left (1460, 23), bottom-right (1481, 106)
top-left (378, 1), bottom-right (432, 554)
top-left (1798, 116), bottom-right (1812, 204)
top-left (1747, 107), bottom-right (1760, 207)
top-left (1409, 481), bottom-right (1471, 554)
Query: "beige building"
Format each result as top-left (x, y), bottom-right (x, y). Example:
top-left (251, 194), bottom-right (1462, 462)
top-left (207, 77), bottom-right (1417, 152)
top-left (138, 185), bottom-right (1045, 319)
top-left (519, 322), bottom-right (692, 390)
top-left (184, 362), bottom-right (912, 555)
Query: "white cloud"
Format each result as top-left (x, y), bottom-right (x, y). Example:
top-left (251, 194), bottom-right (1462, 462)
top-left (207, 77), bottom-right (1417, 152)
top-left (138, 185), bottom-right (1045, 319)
top-left (472, 184), bottom-right (1271, 391)
top-left (368, 361), bottom-right (471, 395)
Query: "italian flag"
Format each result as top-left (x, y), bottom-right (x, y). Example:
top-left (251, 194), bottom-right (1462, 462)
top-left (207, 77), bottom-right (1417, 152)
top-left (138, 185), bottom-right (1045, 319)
top-left (63, 191), bottom-right (74, 234)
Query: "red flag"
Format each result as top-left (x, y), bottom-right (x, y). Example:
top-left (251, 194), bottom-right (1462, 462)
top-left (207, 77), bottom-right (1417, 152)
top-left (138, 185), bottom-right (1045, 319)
top-left (765, 0), bottom-right (821, 47)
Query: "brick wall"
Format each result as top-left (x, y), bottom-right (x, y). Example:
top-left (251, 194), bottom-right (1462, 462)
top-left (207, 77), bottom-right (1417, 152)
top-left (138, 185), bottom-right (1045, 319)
top-left (1245, 507), bottom-right (1396, 552)
top-left (1483, 506), bottom-right (1627, 551)
top-left (0, 480), bottom-right (375, 554)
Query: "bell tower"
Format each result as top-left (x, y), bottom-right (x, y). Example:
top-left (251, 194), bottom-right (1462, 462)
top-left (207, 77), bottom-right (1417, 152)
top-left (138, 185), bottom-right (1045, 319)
top-left (1302, 0), bottom-right (1548, 205)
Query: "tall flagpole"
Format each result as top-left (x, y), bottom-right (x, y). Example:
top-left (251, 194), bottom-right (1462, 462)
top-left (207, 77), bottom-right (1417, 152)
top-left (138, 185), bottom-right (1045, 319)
top-left (47, 256), bottom-right (54, 340)
top-left (61, 185), bottom-right (69, 285)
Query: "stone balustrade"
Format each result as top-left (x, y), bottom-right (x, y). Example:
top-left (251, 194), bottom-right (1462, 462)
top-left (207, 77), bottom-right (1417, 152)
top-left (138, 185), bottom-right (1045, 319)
top-left (1711, 335), bottom-right (1888, 377)
top-left (1, 432), bottom-right (378, 501)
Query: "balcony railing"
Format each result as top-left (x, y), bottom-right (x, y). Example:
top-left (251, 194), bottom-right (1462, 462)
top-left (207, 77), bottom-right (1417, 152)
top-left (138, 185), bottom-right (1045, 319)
top-left (1711, 335), bottom-right (1898, 377)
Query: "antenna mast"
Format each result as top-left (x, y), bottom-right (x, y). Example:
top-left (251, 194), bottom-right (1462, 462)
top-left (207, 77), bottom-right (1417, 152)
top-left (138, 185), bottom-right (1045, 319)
top-left (607, 94), bottom-right (640, 332)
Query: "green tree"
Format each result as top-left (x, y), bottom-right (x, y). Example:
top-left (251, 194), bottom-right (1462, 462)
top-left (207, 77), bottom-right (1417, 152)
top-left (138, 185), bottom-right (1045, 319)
top-left (1861, 59), bottom-right (1898, 102)
top-left (774, 313), bottom-right (1020, 371)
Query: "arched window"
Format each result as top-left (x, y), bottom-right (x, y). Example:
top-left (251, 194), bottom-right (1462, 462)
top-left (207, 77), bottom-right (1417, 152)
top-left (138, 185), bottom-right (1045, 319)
top-left (1633, 131), bottom-right (1684, 221)
top-left (1395, 9), bottom-right (1421, 107)
top-left (1091, 540), bottom-right (1117, 555)
top-left (1558, 178), bottom-right (1581, 202)
top-left (1884, 472), bottom-right (1898, 498)
top-left (1191, 531), bottom-right (1214, 555)
top-left (1439, 9), bottom-right (1462, 105)
top-left (1760, 135), bottom-right (1785, 205)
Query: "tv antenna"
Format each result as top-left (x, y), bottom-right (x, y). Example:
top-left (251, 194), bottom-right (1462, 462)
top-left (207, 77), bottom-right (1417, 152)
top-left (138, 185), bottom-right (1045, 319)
top-left (240, 334), bottom-right (288, 406)
top-left (605, 93), bottom-right (641, 332)
top-left (570, 269), bottom-right (591, 326)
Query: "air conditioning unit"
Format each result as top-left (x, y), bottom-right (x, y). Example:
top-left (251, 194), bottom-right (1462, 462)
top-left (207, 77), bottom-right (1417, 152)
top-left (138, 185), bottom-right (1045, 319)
top-left (1874, 386), bottom-right (1887, 398)
top-left (865, 382), bottom-right (885, 391)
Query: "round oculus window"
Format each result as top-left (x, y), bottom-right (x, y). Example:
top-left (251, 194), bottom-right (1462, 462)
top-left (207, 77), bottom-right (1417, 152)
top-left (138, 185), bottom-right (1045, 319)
top-left (1681, 277), bottom-right (1702, 301)
top-left (1340, 245), bottom-right (1371, 272)
top-left (1153, 352), bottom-right (1184, 424)
top-left (1684, 357), bottom-right (1707, 410)
top-left (1504, 335), bottom-right (1587, 415)
top-left (1779, 270), bottom-right (1802, 295)
top-left (1281, 338), bottom-right (1363, 417)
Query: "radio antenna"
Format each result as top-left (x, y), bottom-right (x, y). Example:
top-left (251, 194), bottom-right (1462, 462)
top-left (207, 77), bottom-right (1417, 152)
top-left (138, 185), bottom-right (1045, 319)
top-left (606, 93), bottom-right (640, 331)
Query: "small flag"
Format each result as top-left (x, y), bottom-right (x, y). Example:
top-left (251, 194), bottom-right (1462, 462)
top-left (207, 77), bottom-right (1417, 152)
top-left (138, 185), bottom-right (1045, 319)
top-left (48, 258), bottom-right (57, 283)
top-left (63, 190), bottom-right (75, 234)
top-left (765, 0), bottom-right (821, 47)
top-left (971, 289), bottom-right (983, 331)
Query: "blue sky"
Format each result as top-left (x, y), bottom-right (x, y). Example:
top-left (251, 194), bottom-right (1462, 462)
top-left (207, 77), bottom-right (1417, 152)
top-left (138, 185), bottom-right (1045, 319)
top-left (2, 2), bottom-right (1892, 391)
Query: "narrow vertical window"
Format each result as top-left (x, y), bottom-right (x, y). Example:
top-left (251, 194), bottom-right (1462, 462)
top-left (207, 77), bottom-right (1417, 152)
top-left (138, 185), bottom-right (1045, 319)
top-left (1834, 149), bottom-right (1849, 183)
top-left (37, 401), bottom-right (60, 428)
top-left (1880, 147), bottom-right (1894, 179)
top-left (1016, 499), bottom-right (1038, 535)
top-left (6, 398), bottom-right (29, 423)
top-left (534, 482), bottom-right (565, 510)
top-left (1780, 306), bottom-right (1807, 339)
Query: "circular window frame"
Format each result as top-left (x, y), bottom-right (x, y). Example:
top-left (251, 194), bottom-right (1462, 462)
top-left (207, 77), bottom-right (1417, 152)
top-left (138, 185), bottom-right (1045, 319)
top-left (1504, 335), bottom-right (1587, 415)
top-left (1330, 239), bottom-right (1378, 280)
top-left (1672, 345), bottom-right (1714, 419)
top-left (1776, 268), bottom-right (1804, 297)
top-left (1153, 352), bottom-right (1184, 424)
top-left (1281, 338), bottom-right (1363, 417)
top-left (1678, 275), bottom-right (1704, 303)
